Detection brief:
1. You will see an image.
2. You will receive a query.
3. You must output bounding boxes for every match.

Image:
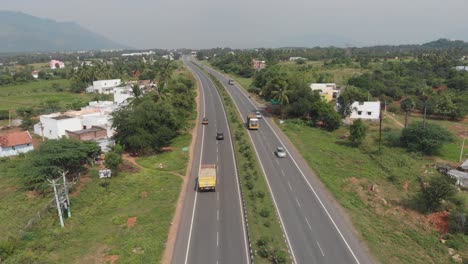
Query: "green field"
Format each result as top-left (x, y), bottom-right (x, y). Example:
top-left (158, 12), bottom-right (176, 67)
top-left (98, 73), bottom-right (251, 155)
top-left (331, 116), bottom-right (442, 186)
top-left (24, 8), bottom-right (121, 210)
top-left (278, 119), bottom-right (468, 264)
top-left (0, 79), bottom-right (96, 113)
top-left (2, 133), bottom-right (191, 263)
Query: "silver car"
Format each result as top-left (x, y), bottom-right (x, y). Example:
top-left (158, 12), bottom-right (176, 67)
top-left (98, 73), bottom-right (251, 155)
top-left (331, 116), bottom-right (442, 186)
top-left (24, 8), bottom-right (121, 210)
top-left (255, 110), bottom-right (262, 119)
top-left (275, 146), bottom-right (286, 158)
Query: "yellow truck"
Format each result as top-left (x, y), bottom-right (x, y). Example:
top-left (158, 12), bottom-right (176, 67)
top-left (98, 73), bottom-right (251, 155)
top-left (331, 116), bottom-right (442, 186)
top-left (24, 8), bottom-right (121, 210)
top-left (198, 164), bottom-right (217, 191)
top-left (247, 114), bottom-right (259, 130)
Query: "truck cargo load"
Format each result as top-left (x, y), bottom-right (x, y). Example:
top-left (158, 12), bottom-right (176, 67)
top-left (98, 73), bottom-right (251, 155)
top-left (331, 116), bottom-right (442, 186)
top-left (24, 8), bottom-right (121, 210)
top-left (198, 164), bottom-right (217, 191)
top-left (247, 114), bottom-right (259, 130)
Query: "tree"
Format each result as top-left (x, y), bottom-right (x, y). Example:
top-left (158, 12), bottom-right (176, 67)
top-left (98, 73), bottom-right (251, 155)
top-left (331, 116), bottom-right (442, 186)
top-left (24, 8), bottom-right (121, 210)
top-left (400, 97), bottom-right (415, 128)
top-left (400, 122), bottom-right (454, 155)
top-left (112, 96), bottom-right (180, 155)
top-left (337, 87), bottom-right (367, 118)
top-left (105, 145), bottom-right (123, 175)
top-left (418, 175), bottom-right (457, 212)
top-left (272, 85), bottom-right (290, 119)
top-left (20, 138), bottom-right (100, 193)
top-left (349, 119), bottom-right (368, 146)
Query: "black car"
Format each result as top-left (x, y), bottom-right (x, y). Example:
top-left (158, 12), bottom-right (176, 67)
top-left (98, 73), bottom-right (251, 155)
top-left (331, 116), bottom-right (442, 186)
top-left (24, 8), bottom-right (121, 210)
top-left (216, 132), bottom-right (224, 140)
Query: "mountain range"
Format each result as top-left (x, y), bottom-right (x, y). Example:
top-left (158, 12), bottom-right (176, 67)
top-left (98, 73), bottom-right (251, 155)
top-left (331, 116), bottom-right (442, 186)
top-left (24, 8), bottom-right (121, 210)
top-left (0, 11), bottom-right (128, 53)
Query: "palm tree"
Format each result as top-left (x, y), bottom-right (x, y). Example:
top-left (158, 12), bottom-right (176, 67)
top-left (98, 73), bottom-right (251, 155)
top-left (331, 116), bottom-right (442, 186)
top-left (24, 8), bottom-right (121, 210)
top-left (400, 97), bottom-right (415, 128)
top-left (272, 85), bottom-right (290, 119)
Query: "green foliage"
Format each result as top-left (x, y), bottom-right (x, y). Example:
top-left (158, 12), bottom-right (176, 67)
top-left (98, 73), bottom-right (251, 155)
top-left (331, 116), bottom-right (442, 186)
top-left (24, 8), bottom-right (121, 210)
top-left (400, 97), bottom-right (415, 127)
top-left (417, 175), bottom-right (458, 212)
top-left (400, 122), bottom-right (454, 155)
top-left (69, 80), bottom-right (87, 93)
top-left (20, 138), bottom-right (100, 193)
top-left (448, 209), bottom-right (468, 235)
top-left (337, 87), bottom-right (368, 118)
top-left (349, 119), bottom-right (368, 146)
top-left (0, 237), bottom-right (16, 260)
top-left (104, 150), bottom-right (123, 175)
top-left (112, 96), bottom-right (180, 155)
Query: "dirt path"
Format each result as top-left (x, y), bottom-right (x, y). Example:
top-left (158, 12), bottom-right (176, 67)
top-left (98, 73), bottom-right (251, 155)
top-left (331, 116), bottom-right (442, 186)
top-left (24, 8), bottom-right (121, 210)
top-left (385, 112), bottom-right (404, 128)
top-left (160, 70), bottom-right (200, 264)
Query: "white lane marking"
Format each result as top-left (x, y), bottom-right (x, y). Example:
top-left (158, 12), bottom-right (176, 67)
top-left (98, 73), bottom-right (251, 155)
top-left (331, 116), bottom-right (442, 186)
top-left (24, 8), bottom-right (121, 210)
top-left (184, 62), bottom-right (207, 264)
top-left (217, 192), bottom-right (219, 201)
top-left (275, 159), bottom-right (279, 165)
top-left (217, 231), bottom-right (219, 247)
top-left (316, 241), bottom-right (325, 257)
top-left (224, 69), bottom-right (362, 264)
top-left (305, 217), bottom-right (312, 230)
top-left (217, 210), bottom-right (219, 221)
top-left (211, 75), bottom-right (298, 264)
top-left (295, 197), bottom-right (302, 208)
top-left (281, 169), bottom-right (285, 176)
top-left (205, 66), bottom-right (253, 264)
top-left (288, 181), bottom-right (292, 191)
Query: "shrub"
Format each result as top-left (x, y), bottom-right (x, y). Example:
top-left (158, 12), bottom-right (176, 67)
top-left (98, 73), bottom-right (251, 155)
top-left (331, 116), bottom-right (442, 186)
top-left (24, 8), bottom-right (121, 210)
top-left (260, 208), bottom-right (271, 218)
top-left (400, 122), bottom-right (454, 155)
top-left (349, 119), bottom-right (368, 146)
top-left (448, 209), bottom-right (468, 235)
top-left (417, 175), bottom-right (458, 212)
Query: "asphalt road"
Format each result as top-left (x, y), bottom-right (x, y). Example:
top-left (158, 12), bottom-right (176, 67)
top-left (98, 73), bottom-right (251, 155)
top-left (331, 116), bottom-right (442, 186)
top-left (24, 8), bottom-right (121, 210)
top-left (199, 62), bottom-right (376, 264)
top-left (171, 57), bottom-right (249, 264)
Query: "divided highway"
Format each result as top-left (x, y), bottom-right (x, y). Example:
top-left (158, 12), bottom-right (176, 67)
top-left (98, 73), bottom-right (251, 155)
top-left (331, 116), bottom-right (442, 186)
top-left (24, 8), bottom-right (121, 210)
top-left (171, 57), bottom-right (249, 264)
top-left (200, 62), bottom-right (376, 264)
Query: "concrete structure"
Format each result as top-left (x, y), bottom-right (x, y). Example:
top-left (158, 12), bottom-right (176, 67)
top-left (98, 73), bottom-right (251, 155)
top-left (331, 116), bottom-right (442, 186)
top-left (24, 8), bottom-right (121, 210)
top-left (34, 114), bottom-right (82, 139)
top-left (459, 159), bottom-right (468, 172)
top-left (455, 66), bottom-right (468, 71)
top-left (121, 51), bottom-right (155, 57)
top-left (83, 101), bottom-right (116, 114)
top-left (349, 101), bottom-right (381, 120)
top-left (92, 79), bottom-right (121, 94)
top-left (0, 131), bottom-right (34, 157)
top-left (31, 70), bottom-right (39, 79)
top-left (49, 60), bottom-right (65, 69)
top-left (66, 126), bottom-right (107, 141)
top-left (289, 57), bottom-right (305, 61)
top-left (310, 83), bottom-right (340, 102)
top-left (252, 59), bottom-right (266, 70)
top-left (447, 169), bottom-right (468, 189)
top-left (114, 87), bottom-right (134, 105)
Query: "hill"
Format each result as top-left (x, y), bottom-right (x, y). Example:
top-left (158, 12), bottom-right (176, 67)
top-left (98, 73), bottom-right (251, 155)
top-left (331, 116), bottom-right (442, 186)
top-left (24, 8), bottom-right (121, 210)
top-left (0, 11), bottom-right (128, 53)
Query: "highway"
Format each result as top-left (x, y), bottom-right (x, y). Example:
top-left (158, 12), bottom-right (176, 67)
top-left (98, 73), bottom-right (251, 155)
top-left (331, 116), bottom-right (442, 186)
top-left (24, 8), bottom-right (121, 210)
top-left (171, 57), bottom-right (249, 264)
top-left (198, 61), bottom-right (376, 264)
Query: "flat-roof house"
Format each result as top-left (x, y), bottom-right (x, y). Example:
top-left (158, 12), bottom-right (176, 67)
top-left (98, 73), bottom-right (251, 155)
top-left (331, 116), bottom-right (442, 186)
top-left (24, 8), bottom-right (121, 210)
top-left (114, 87), bottom-right (134, 105)
top-left (0, 131), bottom-right (34, 157)
top-left (92, 79), bottom-right (122, 94)
top-left (66, 126), bottom-right (108, 141)
top-left (31, 70), bottom-right (39, 79)
top-left (252, 59), bottom-right (266, 70)
top-left (349, 101), bottom-right (381, 121)
top-left (33, 114), bottom-right (82, 139)
top-left (310, 83), bottom-right (340, 102)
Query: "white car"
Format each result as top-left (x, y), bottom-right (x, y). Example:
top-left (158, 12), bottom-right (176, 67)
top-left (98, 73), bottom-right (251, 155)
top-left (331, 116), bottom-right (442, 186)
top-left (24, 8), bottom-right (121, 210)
top-left (275, 146), bottom-right (286, 158)
top-left (255, 110), bottom-right (262, 119)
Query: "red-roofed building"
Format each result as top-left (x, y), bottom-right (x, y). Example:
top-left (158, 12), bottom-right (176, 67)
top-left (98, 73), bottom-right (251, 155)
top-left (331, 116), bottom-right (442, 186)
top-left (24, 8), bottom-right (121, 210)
top-left (0, 131), bottom-right (34, 157)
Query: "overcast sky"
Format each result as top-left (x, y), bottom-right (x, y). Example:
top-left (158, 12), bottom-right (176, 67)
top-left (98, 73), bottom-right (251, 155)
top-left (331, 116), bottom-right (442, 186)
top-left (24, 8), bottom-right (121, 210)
top-left (3, 0), bottom-right (468, 49)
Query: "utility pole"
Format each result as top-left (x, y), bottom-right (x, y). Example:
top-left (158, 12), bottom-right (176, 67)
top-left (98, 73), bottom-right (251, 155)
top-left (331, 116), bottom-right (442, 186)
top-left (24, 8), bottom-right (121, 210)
top-left (49, 179), bottom-right (64, 228)
top-left (8, 109), bottom-right (11, 127)
top-left (379, 101), bottom-right (383, 152)
top-left (460, 129), bottom-right (466, 163)
top-left (61, 171), bottom-right (71, 218)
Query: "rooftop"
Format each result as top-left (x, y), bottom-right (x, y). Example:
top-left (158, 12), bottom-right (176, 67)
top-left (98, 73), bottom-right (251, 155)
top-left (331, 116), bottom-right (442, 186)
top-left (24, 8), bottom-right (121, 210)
top-left (51, 115), bottom-right (73, 120)
top-left (67, 126), bottom-right (106, 135)
top-left (0, 131), bottom-right (32, 147)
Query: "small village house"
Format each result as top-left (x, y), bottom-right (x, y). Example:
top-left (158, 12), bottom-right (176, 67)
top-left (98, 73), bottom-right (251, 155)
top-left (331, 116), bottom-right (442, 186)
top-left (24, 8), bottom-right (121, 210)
top-left (310, 83), bottom-right (340, 102)
top-left (49, 60), bottom-right (65, 69)
top-left (252, 59), bottom-right (266, 70)
top-left (92, 79), bottom-right (122, 94)
top-left (349, 101), bottom-right (381, 121)
top-left (31, 70), bottom-right (39, 79)
top-left (0, 131), bottom-right (34, 157)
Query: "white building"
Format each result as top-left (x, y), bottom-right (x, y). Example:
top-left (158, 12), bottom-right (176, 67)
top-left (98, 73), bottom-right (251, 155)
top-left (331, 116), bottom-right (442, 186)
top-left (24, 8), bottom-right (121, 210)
top-left (92, 79), bottom-right (122, 94)
top-left (349, 101), bottom-right (381, 121)
top-left (114, 87), bottom-right (134, 105)
top-left (34, 114), bottom-right (83, 139)
top-left (0, 131), bottom-right (34, 157)
top-left (310, 83), bottom-right (340, 102)
top-left (31, 71), bottom-right (39, 79)
top-left (455, 66), bottom-right (468, 72)
top-left (289, 57), bottom-right (305, 61)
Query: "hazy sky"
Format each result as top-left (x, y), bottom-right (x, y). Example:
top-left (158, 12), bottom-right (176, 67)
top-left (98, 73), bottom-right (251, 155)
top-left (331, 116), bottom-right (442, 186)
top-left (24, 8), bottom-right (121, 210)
top-left (3, 0), bottom-right (468, 49)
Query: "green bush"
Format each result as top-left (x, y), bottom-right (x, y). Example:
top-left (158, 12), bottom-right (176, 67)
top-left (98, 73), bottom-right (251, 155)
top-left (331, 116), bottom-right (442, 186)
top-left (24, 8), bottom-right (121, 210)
top-left (400, 122), bottom-right (454, 155)
top-left (448, 209), bottom-right (468, 235)
top-left (260, 208), bottom-right (271, 218)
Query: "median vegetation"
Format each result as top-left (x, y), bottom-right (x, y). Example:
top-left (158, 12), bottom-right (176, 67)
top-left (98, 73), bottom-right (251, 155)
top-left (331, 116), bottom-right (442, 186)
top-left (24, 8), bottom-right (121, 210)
top-left (206, 72), bottom-right (290, 264)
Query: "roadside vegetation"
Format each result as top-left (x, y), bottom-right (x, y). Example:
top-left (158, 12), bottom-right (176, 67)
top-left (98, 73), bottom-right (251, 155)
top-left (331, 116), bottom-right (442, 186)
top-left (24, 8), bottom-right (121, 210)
top-left (207, 72), bottom-right (290, 263)
top-left (0, 61), bottom-right (197, 263)
top-left (196, 41), bottom-right (468, 263)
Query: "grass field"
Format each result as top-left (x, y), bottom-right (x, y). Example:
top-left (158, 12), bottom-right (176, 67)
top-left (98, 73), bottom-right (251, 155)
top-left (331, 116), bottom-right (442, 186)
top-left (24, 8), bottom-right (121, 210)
top-left (0, 79), bottom-right (97, 113)
top-left (2, 133), bottom-right (191, 263)
top-left (278, 119), bottom-right (468, 264)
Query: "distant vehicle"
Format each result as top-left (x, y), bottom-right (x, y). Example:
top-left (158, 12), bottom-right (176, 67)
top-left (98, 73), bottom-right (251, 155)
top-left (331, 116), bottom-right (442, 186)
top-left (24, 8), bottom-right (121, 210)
top-left (202, 117), bottom-right (208, 125)
top-left (246, 114), bottom-right (259, 130)
top-left (275, 146), bottom-right (286, 158)
top-left (198, 164), bottom-right (216, 191)
top-left (228, 79), bottom-right (234, 85)
top-left (216, 132), bottom-right (224, 140)
top-left (255, 110), bottom-right (262, 119)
